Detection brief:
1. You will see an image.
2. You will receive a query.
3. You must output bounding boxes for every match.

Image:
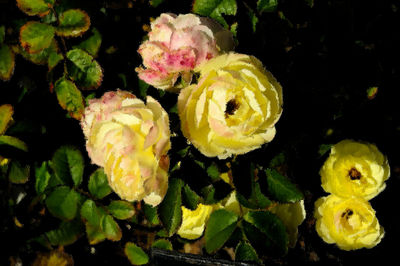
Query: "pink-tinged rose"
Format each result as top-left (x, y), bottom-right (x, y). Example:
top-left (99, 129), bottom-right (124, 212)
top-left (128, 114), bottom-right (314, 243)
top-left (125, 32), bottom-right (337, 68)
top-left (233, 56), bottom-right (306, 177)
top-left (136, 13), bottom-right (234, 91)
top-left (81, 90), bottom-right (171, 206)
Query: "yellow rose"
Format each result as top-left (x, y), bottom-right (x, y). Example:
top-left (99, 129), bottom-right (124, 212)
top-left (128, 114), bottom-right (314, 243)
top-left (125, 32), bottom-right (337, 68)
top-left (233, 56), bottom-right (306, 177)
top-left (82, 90), bottom-right (171, 206)
top-left (270, 200), bottom-right (306, 248)
top-left (177, 203), bottom-right (215, 240)
top-left (320, 140), bottom-right (390, 200)
top-left (314, 195), bottom-right (384, 250)
top-left (178, 53), bottom-right (283, 159)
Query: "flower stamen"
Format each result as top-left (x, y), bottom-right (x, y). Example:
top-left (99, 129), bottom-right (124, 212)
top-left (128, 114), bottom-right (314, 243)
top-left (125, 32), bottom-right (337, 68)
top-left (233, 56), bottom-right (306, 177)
top-left (348, 168), bottom-right (362, 180)
top-left (225, 99), bottom-right (239, 118)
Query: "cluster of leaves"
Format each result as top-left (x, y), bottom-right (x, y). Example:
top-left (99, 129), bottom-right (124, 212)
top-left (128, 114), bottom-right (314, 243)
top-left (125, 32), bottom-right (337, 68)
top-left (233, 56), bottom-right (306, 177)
top-left (0, 0), bottom-right (103, 119)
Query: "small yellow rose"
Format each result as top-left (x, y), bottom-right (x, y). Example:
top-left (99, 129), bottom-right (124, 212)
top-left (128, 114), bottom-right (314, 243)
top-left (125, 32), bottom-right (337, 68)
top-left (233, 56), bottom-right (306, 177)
top-left (320, 140), bottom-right (390, 200)
top-left (82, 90), bottom-right (171, 206)
top-left (178, 53), bottom-right (283, 159)
top-left (177, 203), bottom-right (215, 240)
top-left (314, 195), bottom-right (384, 250)
top-left (270, 200), bottom-right (306, 248)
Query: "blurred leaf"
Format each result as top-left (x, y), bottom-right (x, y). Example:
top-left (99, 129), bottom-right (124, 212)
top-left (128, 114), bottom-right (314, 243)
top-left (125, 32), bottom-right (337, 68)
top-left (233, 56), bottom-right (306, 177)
top-left (257, 0), bottom-right (278, 13)
top-left (367, 86), bottom-right (378, 100)
top-left (45, 186), bottom-right (80, 220)
top-left (207, 162), bottom-right (220, 182)
top-left (32, 249), bottom-right (73, 266)
top-left (269, 152), bottom-right (286, 168)
top-left (143, 203), bottom-right (160, 225)
top-left (152, 239), bottom-right (173, 250)
top-left (101, 214), bottom-right (122, 241)
top-left (75, 28), bottom-right (101, 57)
top-left (0, 104), bottom-right (13, 134)
top-left (0, 26), bottom-right (5, 44)
top-left (8, 160), bottom-right (30, 184)
top-left (88, 168), bottom-right (112, 199)
top-left (67, 48), bottom-right (103, 90)
top-left (138, 79), bottom-right (149, 98)
top-left (16, 0), bottom-right (52, 16)
top-left (0, 135), bottom-right (28, 152)
top-left (235, 241), bottom-right (259, 263)
top-left (35, 161), bottom-right (51, 194)
top-left (150, 0), bottom-right (164, 7)
top-left (193, 0), bottom-right (237, 28)
top-left (107, 200), bottom-right (135, 220)
top-left (159, 178), bottom-right (183, 236)
top-left (20, 21), bottom-right (54, 54)
top-left (56, 9), bottom-right (91, 37)
top-left (0, 45), bottom-right (15, 81)
top-left (246, 5), bottom-right (258, 32)
top-left (230, 22), bottom-right (238, 38)
top-left (318, 144), bottom-right (332, 157)
top-left (265, 169), bottom-right (303, 203)
top-left (205, 209), bottom-right (238, 253)
top-left (45, 218), bottom-right (84, 246)
top-left (125, 242), bottom-right (149, 265)
top-left (52, 145), bottom-right (84, 187)
top-left (182, 184), bottom-right (200, 210)
top-left (305, 0), bottom-right (314, 8)
top-left (80, 199), bottom-right (106, 244)
top-left (54, 77), bottom-right (85, 120)
top-left (243, 211), bottom-right (288, 256)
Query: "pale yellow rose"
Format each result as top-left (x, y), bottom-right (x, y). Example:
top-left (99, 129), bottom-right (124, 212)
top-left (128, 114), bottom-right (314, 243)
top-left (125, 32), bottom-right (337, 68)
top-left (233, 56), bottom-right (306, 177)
top-left (178, 53), bottom-right (283, 159)
top-left (314, 195), bottom-right (384, 250)
top-left (270, 200), bottom-right (306, 248)
top-left (320, 140), bottom-right (390, 200)
top-left (177, 203), bottom-right (215, 240)
top-left (81, 90), bottom-right (171, 206)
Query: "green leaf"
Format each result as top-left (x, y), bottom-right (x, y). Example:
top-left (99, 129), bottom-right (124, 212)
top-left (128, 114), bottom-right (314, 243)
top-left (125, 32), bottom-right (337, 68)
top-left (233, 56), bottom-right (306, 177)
top-left (143, 203), bottom-right (160, 226)
top-left (257, 0), bottom-right (278, 13)
top-left (46, 186), bottom-right (80, 220)
top-left (8, 160), bottom-right (30, 184)
top-left (318, 144), bottom-right (332, 157)
top-left (193, 0), bottom-right (237, 28)
top-left (247, 6), bottom-right (258, 32)
top-left (13, 40), bottom-right (60, 66)
top-left (107, 200), bottom-right (135, 220)
top-left (204, 209), bottom-right (238, 253)
top-left (265, 169), bottom-right (303, 203)
top-left (182, 184), bottom-right (200, 210)
top-left (235, 241), bottom-right (259, 263)
top-left (67, 48), bottom-right (103, 90)
top-left (16, 0), bottom-right (52, 16)
top-left (45, 218), bottom-right (84, 246)
top-left (152, 239), bottom-right (173, 251)
top-left (243, 211), bottom-right (288, 256)
top-left (0, 135), bottom-right (28, 152)
top-left (0, 104), bottom-right (13, 134)
top-left (269, 152), bottom-right (286, 168)
top-left (101, 214), bottom-right (122, 241)
top-left (48, 49), bottom-right (63, 70)
top-left (35, 161), bottom-right (51, 194)
top-left (0, 26), bottom-right (5, 44)
top-left (80, 199), bottom-right (106, 244)
top-left (158, 178), bottom-right (183, 236)
top-left (75, 28), bottom-right (101, 57)
top-left (20, 21), bottom-right (55, 54)
top-left (52, 145), bottom-right (84, 186)
top-left (138, 79), bottom-right (149, 98)
top-left (57, 9), bottom-right (91, 37)
top-left (207, 162), bottom-right (220, 182)
top-left (150, 0), bottom-right (165, 7)
top-left (88, 168), bottom-right (112, 199)
top-left (367, 86), bottom-right (378, 100)
top-left (0, 45), bottom-right (15, 81)
top-left (125, 242), bottom-right (149, 265)
top-left (54, 77), bottom-right (85, 120)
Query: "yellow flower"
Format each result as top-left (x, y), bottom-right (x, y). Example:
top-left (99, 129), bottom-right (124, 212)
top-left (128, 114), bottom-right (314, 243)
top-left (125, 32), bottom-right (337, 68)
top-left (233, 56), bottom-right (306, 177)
top-left (270, 200), bottom-right (306, 248)
top-left (82, 90), bottom-right (171, 206)
top-left (314, 195), bottom-right (384, 250)
top-left (178, 203), bottom-right (215, 240)
top-left (178, 53), bottom-right (283, 159)
top-left (320, 140), bottom-right (390, 200)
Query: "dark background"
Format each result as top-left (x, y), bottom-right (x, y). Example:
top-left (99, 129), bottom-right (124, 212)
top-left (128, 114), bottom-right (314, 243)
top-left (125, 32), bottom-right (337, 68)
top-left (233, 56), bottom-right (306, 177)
top-left (1, 0), bottom-right (399, 265)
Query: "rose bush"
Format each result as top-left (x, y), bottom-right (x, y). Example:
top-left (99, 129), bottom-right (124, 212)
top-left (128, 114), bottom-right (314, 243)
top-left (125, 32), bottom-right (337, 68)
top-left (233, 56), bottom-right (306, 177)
top-left (136, 13), bottom-right (234, 91)
top-left (81, 90), bottom-right (171, 206)
top-left (320, 140), bottom-right (390, 200)
top-left (178, 52), bottom-right (283, 159)
top-left (314, 195), bottom-right (384, 250)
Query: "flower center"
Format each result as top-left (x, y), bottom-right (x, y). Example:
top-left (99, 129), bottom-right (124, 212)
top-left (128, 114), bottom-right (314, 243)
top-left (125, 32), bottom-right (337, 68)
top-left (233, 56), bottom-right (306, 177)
top-left (348, 168), bottom-right (362, 180)
top-left (341, 208), bottom-right (354, 220)
top-left (225, 99), bottom-right (239, 118)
